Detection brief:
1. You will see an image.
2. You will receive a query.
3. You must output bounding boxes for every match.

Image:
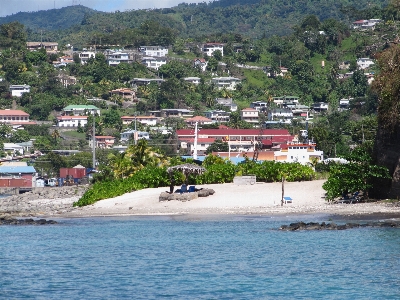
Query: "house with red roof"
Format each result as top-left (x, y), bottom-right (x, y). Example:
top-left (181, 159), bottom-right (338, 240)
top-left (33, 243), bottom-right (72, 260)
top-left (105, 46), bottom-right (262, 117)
top-left (0, 110), bottom-right (36, 126)
top-left (193, 58), bottom-right (208, 71)
top-left (185, 116), bottom-right (213, 127)
top-left (177, 128), bottom-right (294, 155)
top-left (57, 116), bottom-right (87, 128)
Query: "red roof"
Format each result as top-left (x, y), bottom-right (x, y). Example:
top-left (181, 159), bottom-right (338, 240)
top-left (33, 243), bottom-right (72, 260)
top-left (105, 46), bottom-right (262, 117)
top-left (177, 129), bottom-right (291, 136)
top-left (185, 116), bottom-right (213, 122)
top-left (95, 136), bottom-right (115, 139)
top-left (184, 138), bottom-right (216, 143)
top-left (0, 110), bottom-right (29, 116)
top-left (194, 58), bottom-right (206, 63)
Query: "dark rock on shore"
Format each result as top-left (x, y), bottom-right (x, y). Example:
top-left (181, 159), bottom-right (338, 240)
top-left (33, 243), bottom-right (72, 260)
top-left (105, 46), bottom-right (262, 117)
top-left (279, 220), bottom-right (400, 231)
top-left (159, 188), bottom-right (215, 202)
top-left (0, 216), bottom-right (57, 225)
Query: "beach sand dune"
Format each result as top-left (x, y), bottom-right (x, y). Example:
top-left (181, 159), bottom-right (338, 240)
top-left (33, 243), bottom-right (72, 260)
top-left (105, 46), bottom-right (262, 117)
top-left (63, 180), bottom-right (400, 218)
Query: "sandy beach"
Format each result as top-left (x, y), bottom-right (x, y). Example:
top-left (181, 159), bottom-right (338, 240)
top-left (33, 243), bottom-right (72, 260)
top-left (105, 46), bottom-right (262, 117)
top-left (52, 180), bottom-right (400, 219)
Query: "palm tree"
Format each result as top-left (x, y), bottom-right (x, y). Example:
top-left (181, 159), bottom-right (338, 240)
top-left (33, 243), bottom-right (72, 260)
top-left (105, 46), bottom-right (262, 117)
top-left (51, 129), bottom-right (61, 144)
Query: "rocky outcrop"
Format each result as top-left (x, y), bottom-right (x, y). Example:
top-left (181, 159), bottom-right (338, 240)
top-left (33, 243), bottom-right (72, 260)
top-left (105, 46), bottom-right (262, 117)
top-left (0, 216), bottom-right (57, 225)
top-left (279, 221), bottom-right (400, 231)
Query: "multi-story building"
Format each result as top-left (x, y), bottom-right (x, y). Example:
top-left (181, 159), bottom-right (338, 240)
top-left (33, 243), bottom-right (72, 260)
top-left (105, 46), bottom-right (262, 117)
top-left (202, 43), bottom-right (224, 57)
top-left (26, 42), bottom-right (58, 52)
top-left (139, 46), bottom-right (169, 57)
top-left (211, 77), bottom-right (240, 90)
top-left (106, 51), bottom-right (132, 66)
top-left (0, 110), bottom-right (31, 125)
top-left (215, 98), bottom-right (237, 111)
top-left (142, 57), bottom-right (167, 70)
top-left (184, 77), bottom-right (201, 85)
top-left (274, 142), bottom-right (324, 164)
top-left (79, 51), bottom-right (96, 64)
top-left (240, 108), bottom-right (259, 124)
top-left (89, 136), bottom-right (115, 149)
top-left (204, 110), bottom-right (230, 123)
top-left (121, 115), bottom-right (159, 126)
top-left (56, 116), bottom-right (88, 128)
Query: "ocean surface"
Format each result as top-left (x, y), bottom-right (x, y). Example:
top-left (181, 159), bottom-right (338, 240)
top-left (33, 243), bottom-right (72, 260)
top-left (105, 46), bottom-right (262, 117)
top-left (1, 214), bottom-right (400, 299)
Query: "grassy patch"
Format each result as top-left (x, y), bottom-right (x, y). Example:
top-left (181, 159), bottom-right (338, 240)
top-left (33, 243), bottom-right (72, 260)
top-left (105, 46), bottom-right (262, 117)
top-left (62, 130), bottom-right (86, 139)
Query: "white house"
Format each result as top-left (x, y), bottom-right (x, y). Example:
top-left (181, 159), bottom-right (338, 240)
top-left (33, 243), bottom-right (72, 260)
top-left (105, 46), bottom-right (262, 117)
top-left (215, 98), bottom-right (237, 112)
top-left (274, 142), bottom-right (324, 164)
top-left (139, 46), bottom-right (168, 57)
top-left (240, 108), bottom-right (259, 124)
top-left (79, 51), bottom-right (96, 64)
top-left (211, 77), bottom-right (240, 90)
top-left (185, 116), bottom-right (213, 127)
top-left (120, 130), bottom-right (150, 142)
top-left (204, 110), bottom-right (230, 123)
top-left (57, 116), bottom-right (88, 127)
top-left (142, 57), bottom-right (167, 70)
top-left (130, 78), bottom-right (165, 87)
top-left (357, 58), bottom-right (374, 69)
top-left (193, 58), bottom-right (208, 71)
top-left (273, 96), bottom-right (299, 106)
top-left (121, 115), bottom-right (159, 126)
top-left (3, 143), bottom-right (24, 155)
top-left (184, 77), bottom-right (201, 85)
top-left (313, 102), bottom-right (329, 112)
top-left (9, 85), bottom-right (30, 97)
top-left (89, 136), bottom-right (116, 149)
top-left (0, 110), bottom-right (30, 124)
top-left (202, 43), bottom-right (224, 57)
top-left (250, 101), bottom-right (270, 111)
top-left (267, 108), bottom-right (293, 122)
top-left (106, 51), bottom-right (131, 66)
top-left (63, 105), bottom-right (100, 116)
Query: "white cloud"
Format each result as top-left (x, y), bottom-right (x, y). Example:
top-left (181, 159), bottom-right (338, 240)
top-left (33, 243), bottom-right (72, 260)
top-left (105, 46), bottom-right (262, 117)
top-left (0, 0), bottom-right (205, 17)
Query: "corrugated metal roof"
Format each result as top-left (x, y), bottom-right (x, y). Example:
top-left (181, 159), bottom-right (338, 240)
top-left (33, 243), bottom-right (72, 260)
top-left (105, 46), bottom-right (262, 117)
top-left (0, 166), bottom-right (36, 174)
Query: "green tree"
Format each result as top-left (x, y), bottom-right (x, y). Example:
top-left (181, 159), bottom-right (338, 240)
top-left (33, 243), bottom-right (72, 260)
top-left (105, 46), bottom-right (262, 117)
top-left (323, 147), bottom-right (390, 200)
top-left (206, 140), bottom-right (229, 154)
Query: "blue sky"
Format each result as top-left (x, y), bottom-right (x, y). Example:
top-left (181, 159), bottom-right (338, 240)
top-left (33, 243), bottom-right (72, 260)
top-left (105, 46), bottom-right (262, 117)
top-left (0, 0), bottom-right (206, 17)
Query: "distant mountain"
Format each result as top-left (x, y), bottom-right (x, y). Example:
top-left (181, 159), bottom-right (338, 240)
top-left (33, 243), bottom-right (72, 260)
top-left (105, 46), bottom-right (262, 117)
top-left (0, 5), bottom-right (96, 31)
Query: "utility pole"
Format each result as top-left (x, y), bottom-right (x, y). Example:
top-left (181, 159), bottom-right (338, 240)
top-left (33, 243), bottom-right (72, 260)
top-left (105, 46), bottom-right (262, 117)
top-left (92, 112), bottom-right (96, 169)
top-left (134, 112), bottom-right (137, 145)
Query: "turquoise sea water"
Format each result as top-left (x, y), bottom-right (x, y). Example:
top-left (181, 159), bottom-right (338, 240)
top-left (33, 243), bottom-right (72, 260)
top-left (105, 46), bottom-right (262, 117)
top-left (1, 215), bottom-right (400, 299)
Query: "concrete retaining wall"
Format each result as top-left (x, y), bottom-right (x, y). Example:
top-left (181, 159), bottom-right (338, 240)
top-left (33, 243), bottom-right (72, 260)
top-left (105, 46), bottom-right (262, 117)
top-left (233, 175), bottom-right (256, 185)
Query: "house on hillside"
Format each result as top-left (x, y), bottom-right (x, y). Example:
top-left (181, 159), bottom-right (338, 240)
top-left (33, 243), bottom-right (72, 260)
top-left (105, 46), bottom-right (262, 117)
top-left (273, 96), bottom-right (299, 107)
top-left (267, 108), bottom-right (293, 122)
top-left (0, 110), bottom-right (35, 126)
top-left (121, 115), bottom-right (159, 126)
top-left (215, 98), bottom-right (237, 111)
top-left (57, 74), bottom-right (77, 87)
top-left (193, 58), bottom-right (208, 71)
top-left (26, 42), bottom-right (58, 52)
top-left (139, 46), bottom-right (169, 57)
top-left (357, 58), bottom-right (374, 69)
top-left (204, 110), bottom-right (230, 123)
top-left (89, 136), bottom-right (115, 149)
top-left (184, 77), bottom-right (201, 85)
top-left (63, 105), bottom-right (100, 116)
top-left (142, 57), bottom-right (167, 70)
top-left (211, 77), bottom-right (240, 90)
top-left (9, 85), bottom-right (30, 97)
top-left (313, 102), bottom-right (329, 112)
top-left (185, 116), bottom-right (213, 127)
top-left (79, 51), bottom-right (96, 64)
top-left (202, 43), bottom-right (224, 57)
top-left (57, 116), bottom-right (87, 127)
top-left (105, 51), bottom-right (132, 66)
top-left (240, 108), bottom-right (259, 124)
top-left (109, 88), bottom-right (136, 101)
top-left (130, 78), bottom-right (165, 88)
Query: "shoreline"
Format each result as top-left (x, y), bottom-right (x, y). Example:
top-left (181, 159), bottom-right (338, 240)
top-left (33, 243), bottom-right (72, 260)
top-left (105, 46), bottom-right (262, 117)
top-left (2, 180), bottom-right (400, 221)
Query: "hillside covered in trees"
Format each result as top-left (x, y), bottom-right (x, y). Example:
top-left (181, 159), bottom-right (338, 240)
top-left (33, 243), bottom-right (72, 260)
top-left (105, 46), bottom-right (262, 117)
top-left (0, 0), bottom-right (391, 47)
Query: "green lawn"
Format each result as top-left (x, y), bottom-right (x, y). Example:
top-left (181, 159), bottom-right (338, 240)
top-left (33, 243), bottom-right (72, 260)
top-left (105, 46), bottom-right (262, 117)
top-left (62, 130), bottom-right (86, 139)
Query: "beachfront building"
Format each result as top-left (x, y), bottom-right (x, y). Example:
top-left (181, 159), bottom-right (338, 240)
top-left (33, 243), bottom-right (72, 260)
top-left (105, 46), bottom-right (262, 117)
top-left (63, 105), bottom-right (100, 116)
top-left (177, 128), bottom-right (294, 155)
top-left (274, 142), bottom-right (324, 164)
top-left (0, 164), bottom-right (37, 188)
